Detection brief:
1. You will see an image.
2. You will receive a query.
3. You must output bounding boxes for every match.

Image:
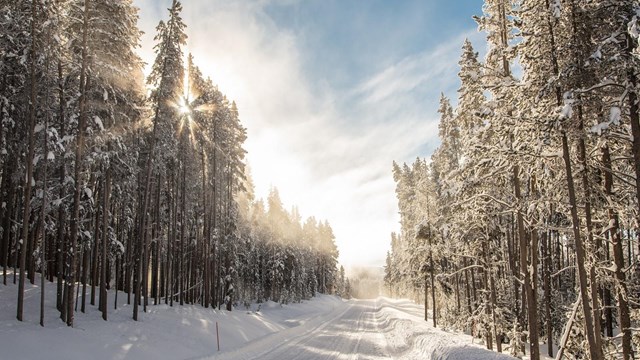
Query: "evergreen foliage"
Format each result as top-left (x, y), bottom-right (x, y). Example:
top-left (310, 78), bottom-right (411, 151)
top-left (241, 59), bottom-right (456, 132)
top-left (0, 0), bottom-right (340, 327)
top-left (385, 1), bottom-right (640, 359)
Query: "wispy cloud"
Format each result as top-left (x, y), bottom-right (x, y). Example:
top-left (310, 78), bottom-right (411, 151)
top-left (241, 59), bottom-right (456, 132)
top-left (355, 43), bottom-right (461, 105)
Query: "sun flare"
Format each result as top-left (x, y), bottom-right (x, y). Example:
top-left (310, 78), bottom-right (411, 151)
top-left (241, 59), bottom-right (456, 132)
top-left (178, 96), bottom-right (191, 114)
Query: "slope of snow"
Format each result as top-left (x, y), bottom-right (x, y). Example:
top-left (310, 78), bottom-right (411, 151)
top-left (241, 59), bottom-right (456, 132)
top-left (370, 298), bottom-right (516, 360)
top-left (1, 273), bottom-right (519, 359)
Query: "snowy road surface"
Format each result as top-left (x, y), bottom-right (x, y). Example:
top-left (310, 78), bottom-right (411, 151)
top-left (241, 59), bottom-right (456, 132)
top-left (204, 298), bottom-right (515, 360)
top-left (209, 299), bottom-right (389, 360)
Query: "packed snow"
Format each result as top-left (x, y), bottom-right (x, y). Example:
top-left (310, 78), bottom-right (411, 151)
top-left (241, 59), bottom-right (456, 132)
top-left (2, 273), bottom-right (519, 359)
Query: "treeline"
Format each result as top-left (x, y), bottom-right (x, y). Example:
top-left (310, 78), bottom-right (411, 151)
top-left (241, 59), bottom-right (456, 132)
top-left (0, 0), bottom-right (340, 328)
top-left (236, 187), bottom-right (346, 304)
top-left (385, 1), bottom-right (639, 360)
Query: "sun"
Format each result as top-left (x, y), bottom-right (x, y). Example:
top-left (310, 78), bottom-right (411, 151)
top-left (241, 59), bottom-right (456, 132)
top-left (178, 96), bottom-right (191, 114)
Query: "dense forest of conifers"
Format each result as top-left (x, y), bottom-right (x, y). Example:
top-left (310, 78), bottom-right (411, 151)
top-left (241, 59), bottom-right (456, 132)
top-left (0, 0), bottom-right (343, 328)
top-left (385, 1), bottom-right (640, 359)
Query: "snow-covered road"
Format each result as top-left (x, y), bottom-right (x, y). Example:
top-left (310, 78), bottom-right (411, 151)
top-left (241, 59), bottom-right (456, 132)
top-left (205, 299), bottom-right (514, 360)
top-left (212, 300), bottom-right (389, 360)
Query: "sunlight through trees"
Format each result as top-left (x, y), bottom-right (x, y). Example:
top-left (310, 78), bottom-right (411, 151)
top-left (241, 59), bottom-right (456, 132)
top-left (0, 0), bottom-right (341, 329)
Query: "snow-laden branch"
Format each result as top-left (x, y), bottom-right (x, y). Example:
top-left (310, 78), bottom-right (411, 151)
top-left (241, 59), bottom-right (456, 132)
top-left (551, 265), bottom-right (575, 278)
top-left (592, 163), bottom-right (638, 189)
top-left (555, 297), bottom-right (582, 360)
top-left (455, 193), bottom-right (513, 210)
top-left (574, 79), bottom-right (625, 94)
top-left (438, 264), bottom-right (485, 279)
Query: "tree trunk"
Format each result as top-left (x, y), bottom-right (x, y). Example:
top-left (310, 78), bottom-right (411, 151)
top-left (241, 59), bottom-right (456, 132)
top-left (55, 57), bottom-right (66, 312)
top-left (66, 0), bottom-right (90, 327)
top-left (80, 238), bottom-right (90, 313)
top-left (489, 268), bottom-right (501, 352)
top-left (542, 228), bottom-right (553, 357)
top-left (610, 212), bottom-right (632, 360)
top-left (424, 271), bottom-right (428, 322)
top-left (83, 181), bottom-right (99, 313)
top-left (2, 157), bottom-right (15, 286)
top-left (463, 257), bottom-right (472, 317)
top-left (27, 213), bottom-right (37, 285)
top-left (125, 217), bottom-right (132, 305)
top-left (513, 165), bottom-right (539, 360)
top-left (0, 70), bottom-right (6, 277)
top-left (39, 85), bottom-right (50, 327)
top-left (603, 145), bottom-right (633, 360)
top-left (623, 27), bottom-right (640, 263)
top-left (603, 235), bottom-right (613, 338)
top-left (91, 179), bottom-right (99, 306)
top-left (114, 254), bottom-right (119, 309)
top-left (133, 229), bottom-right (140, 320)
top-left (142, 193), bottom-right (150, 313)
top-left (455, 267), bottom-right (461, 313)
top-left (17, 0), bottom-right (39, 322)
top-left (170, 167), bottom-right (177, 307)
top-left (481, 252), bottom-right (492, 351)
top-left (575, 101), bottom-right (603, 352)
top-left (202, 149), bottom-right (210, 308)
top-left (151, 174), bottom-right (160, 306)
top-left (560, 133), bottom-right (602, 360)
top-left (429, 236), bottom-right (436, 328)
top-left (166, 171), bottom-right (173, 306)
top-left (100, 163), bottom-right (111, 320)
top-left (180, 160), bottom-right (186, 306)
top-left (506, 216), bottom-right (520, 328)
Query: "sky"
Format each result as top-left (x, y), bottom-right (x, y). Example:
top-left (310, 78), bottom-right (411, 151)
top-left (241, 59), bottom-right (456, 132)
top-left (132, 0), bottom-right (486, 272)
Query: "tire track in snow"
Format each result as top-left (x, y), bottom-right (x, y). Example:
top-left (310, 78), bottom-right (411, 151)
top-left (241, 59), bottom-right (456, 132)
top-left (255, 300), bottom-right (388, 360)
top-left (198, 300), bottom-right (354, 360)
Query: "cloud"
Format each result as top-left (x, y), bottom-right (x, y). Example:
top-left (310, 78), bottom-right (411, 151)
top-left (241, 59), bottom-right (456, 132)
top-left (355, 44), bottom-right (462, 105)
top-left (133, 0), bottom-right (483, 268)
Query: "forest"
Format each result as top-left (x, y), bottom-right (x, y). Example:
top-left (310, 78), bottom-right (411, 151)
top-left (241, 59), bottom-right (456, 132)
top-left (0, 0), bottom-right (344, 329)
top-left (385, 1), bottom-right (640, 360)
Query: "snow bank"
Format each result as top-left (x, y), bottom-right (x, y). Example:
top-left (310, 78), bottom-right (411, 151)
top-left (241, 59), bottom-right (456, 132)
top-left (373, 298), bottom-right (516, 360)
top-left (0, 273), bottom-right (343, 360)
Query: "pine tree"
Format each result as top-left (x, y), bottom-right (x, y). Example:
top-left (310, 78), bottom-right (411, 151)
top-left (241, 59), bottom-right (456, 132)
top-left (137, 0), bottom-right (187, 320)
top-left (16, 0), bottom-right (40, 322)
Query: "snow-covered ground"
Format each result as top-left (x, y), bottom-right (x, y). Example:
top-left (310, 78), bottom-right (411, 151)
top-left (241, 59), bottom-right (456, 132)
top-left (1, 273), bottom-right (517, 359)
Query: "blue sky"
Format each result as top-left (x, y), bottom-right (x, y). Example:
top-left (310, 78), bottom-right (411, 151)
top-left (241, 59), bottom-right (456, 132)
top-left (133, 0), bottom-right (485, 271)
top-left (264, 0), bottom-right (483, 90)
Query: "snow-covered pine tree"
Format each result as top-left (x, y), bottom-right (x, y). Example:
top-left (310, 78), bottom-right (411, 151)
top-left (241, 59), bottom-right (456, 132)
top-left (533, 1), bottom-right (604, 357)
top-left (450, 38), bottom-right (507, 341)
top-left (574, 1), bottom-right (639, 357)
top-left (0, 0), bottom-right (68, 325)
top-left (64, 0), bottom-right (146, 321)
top-left (431, 95), bottom-right (461, 331)
top-left (476, 0), bottom-right (541, 356)
top-left (516, 2), bottom-right (567, 355)
top-left (13, 0), bottom-right (42, 323)
top-left (59, 0), bottom-right (88, 327)
top-left (138, 0), bottom-right (186, 320)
